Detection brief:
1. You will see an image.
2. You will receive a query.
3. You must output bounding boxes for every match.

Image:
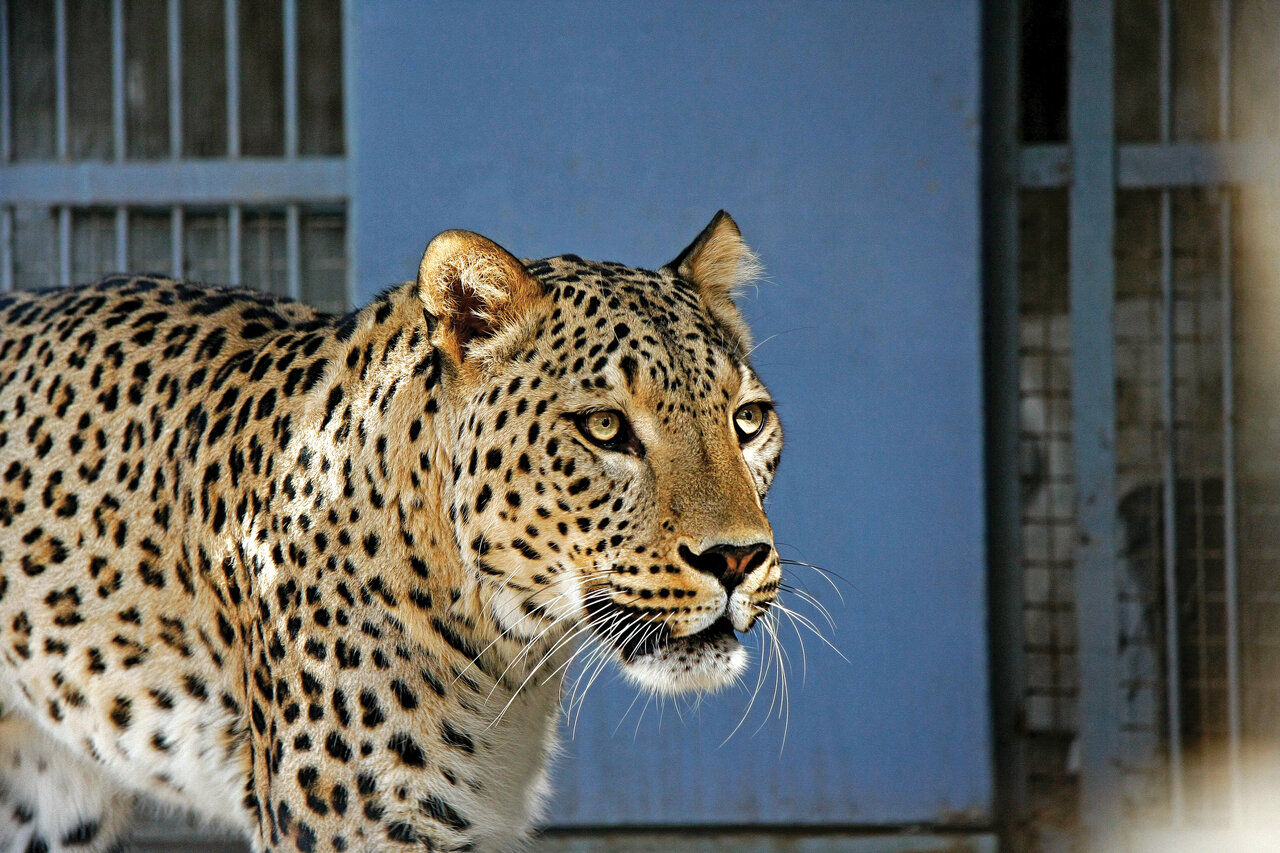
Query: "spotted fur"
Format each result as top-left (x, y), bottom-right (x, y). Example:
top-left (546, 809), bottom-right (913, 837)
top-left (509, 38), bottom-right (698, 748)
top-left (0, 212), bottom-right (783, 852)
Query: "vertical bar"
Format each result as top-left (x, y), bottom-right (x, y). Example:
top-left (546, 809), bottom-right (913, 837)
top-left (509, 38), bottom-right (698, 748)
top-left (58, 206), bottom-right (71, 287)
top-left (1220, 190), bottom-right (1243, 826)
top-left (226, 0), bottom-right (239, 158)
top-left (1069, 0), bottom-right (1123, 846)
top-left (283, 0), bottom-right (298, 158)
top-left (171, 205), bottom-right (183, 278)
top-left (114, 207), bottom-right (127, 272)
top-left (286, 203), bottom-right (301, 299)
top-left (1160, 188), bottom-right (1186, 819)
top-left (54, 0), bottom-right (68, 160)
top-left (168, 0), bottom-right (181, 158)
top-left (983, 0), bottom-right (1031, 847)
top-left (342, 0), bottom-right (357, 305)
top-left (111, 0), bottom-right (125, 160)
top-left (1157, 0), bottom-right (1186, 821)
top-left (1, 0), bottom-right (11, 163)
top-left (228, 204), bottom-right (242, 287)
top-left (1218, 0), bottom-right (1244, 825)
top-left (1, 208), bottom-right (13, 292)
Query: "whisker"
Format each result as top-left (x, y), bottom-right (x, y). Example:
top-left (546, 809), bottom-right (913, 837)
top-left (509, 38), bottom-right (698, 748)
top-left (778, 557), bottom-right (850, 602)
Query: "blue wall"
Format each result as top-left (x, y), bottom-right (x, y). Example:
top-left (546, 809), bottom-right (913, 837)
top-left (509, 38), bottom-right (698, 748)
top-left (353, 0), bottom-right (988, 826)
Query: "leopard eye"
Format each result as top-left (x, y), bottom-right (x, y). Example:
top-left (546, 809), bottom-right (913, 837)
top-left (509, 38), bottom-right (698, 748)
top-left (582, 410), bottom-right (623, 443)
top-left (734, 402), bottom-right (768, 442)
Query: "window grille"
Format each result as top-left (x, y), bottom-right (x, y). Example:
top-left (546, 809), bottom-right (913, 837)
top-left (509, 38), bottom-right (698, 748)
top-left (0, 0), bottom-right (349, 315)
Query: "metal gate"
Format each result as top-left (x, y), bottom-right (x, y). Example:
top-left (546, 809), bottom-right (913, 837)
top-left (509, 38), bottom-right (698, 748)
top-left (988, 0), bottom-right (1280, 848)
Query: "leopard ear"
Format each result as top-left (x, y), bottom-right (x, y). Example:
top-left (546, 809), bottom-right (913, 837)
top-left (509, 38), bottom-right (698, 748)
top-left (417, 230), bottom-right (543, 364)
top-left (666, 211), bottom-right (762, 351)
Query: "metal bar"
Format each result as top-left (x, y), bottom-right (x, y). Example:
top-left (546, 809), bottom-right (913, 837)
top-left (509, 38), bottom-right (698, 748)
top-left (1220, 189), bottom-right (1244, 826)
top-left (111, 0), bottom-right (125, 161)
top-left (1160, 0), bottom-right (1171, 142)
top-left (1, 208), bottom-right (12, 292)
top-left (228, 204), bottom-right (241, 287)
top-left (1, 0), bottom-right (12, 163)
top-left (286, 203), bottom-right (300, 299)
top-left (1218, 0), bottom-right (1244, 825)
top-left (115, 206), bottom-right (127, 272)
top-left (171, 205), bottom-right (183, 278)
top-left (168, 0), bottom-right (181, 158)
top-left (226, 0), bottom-right (239, 158)
top-left (982, 0), bottom-right (1030, 847)
top-left (342, 0), bottom-right (357, 306)
top-left (58, 206), bottom-right (71, 287)
top-left (54, 0), bottom-right (67, 160)
top-left (1068, 0), bottom-right (1123, 846)
top-left (1157, 0), bottom-right (1186, 821)
top-left (1019, 142), bottom-right (1280, 189)
top-left (0, 158), bottom-right (349, 205)
top-left (1159, 188), bottom-right (1185, 819)
top-left (283, 0), bottom-right (298, 159)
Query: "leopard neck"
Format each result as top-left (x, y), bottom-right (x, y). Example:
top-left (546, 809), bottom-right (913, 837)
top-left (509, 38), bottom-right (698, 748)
top-left (306, 283), bottom-right (572, 696)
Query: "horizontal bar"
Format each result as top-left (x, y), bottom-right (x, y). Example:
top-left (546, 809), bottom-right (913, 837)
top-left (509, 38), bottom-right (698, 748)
top-left (0, 158), bottom-right (348, 205)
top-left (1019, 142), bottom-right (1280, 188)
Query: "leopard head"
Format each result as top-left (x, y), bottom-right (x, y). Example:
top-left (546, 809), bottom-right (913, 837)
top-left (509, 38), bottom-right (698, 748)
top-left (418, 212), bottom-right (782, 694)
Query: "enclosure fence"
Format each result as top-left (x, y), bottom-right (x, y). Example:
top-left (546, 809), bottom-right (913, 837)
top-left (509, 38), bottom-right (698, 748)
top-left (0, 0), bottom-right (349, 314)
top-left (990, 0), bottom-right (1280, 849)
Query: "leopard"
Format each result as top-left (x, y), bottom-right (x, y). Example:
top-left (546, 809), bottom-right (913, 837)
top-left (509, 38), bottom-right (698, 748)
top-left (0, 211), bottom-right (784, 852)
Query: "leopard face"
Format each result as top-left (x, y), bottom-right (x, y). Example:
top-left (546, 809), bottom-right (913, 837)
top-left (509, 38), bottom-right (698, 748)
top-left (423, 213), bottom-right (782, 694)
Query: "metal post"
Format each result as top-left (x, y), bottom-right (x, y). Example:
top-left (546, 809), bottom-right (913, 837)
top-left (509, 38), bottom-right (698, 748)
top-left (286, 203), bottom-right (301, 300)
top-left (1, 208), bottom-right (12, 292)
top-left (112, 0), bottom-right (125, 161)
top-left (171, 205), bottom-right (183, 279)
top-left (284, 0), bottom-right (298, 159)
top-left (228, 204), bottom-right (242, 287)
top-left (1218, 0), bottom-right (1244, 825)
top-left (342, 0), bottom-right (357, 306)
top-left (58, 207), bottom-right (70, 287)
top-left (168, 0), bottom-right (181, 158)
top-left (226, 0), bottom-right (239, 159)
top-left (1069, 0), bottom-right (1124, 845)
top-left (1, 0), bottom-right (11, 164)
top-left (1157, 0), bottom-right (1186, 819)
top-left (115, 207), bottom-right (128, 273)
top-left (54, 0), bottom-right (67, 160)
top-left (1159, 185), bottom-right (1185, 820)
top-left (983, 0), bottom-right (1030, 847)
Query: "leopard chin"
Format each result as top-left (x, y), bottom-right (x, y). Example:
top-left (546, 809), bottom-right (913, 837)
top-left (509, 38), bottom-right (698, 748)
top-left (618, 618), bottom-right (749, 695)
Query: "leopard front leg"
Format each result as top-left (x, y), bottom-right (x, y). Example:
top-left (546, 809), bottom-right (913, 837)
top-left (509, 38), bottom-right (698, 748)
top-left (0, 713), bottom-right (134, 853)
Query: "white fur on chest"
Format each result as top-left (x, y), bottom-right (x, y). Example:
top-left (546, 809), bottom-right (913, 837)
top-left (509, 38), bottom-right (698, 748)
top-left (462, 663), bottom-right (566, 850)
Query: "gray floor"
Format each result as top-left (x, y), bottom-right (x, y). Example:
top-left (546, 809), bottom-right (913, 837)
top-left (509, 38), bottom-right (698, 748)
top-left (129, 822), bottom-right (996, 853)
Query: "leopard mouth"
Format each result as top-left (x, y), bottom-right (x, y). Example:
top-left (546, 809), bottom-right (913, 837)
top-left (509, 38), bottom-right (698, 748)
top-left (584, 598), bottom-right (741, 661)
top-left (616, 616), bottom-right (738, 662)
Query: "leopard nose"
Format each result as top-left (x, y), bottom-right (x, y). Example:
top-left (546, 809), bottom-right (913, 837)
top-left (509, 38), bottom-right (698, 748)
top-left (678, 541), bottom-right (772, 593)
